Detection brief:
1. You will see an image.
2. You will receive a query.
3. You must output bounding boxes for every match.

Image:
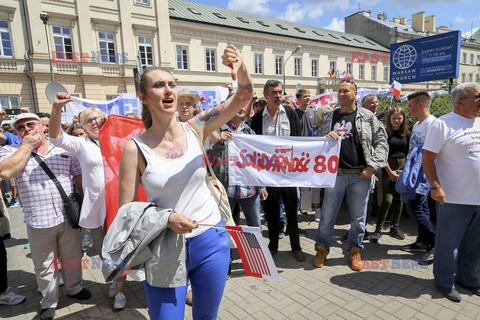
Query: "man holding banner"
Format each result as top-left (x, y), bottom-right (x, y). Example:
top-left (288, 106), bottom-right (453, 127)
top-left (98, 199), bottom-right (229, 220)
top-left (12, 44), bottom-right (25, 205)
top-left (313, 78), bottom-right (387, 271)
top-left (249, 79), bottom-right (306, 262)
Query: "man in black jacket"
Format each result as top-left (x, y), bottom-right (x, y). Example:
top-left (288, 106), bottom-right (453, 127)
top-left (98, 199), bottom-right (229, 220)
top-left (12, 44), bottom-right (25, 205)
top-left (250, 80), bottom-right (305, 262)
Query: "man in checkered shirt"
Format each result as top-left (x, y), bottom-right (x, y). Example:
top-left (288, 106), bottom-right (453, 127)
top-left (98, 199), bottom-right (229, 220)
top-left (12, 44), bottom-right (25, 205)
top-left (0, 113), bottom-right (91, 320)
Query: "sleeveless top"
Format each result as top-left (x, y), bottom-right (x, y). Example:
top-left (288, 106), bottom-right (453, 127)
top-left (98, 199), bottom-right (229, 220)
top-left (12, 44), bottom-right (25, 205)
top-left (133, 122), bottom-right (220, 238)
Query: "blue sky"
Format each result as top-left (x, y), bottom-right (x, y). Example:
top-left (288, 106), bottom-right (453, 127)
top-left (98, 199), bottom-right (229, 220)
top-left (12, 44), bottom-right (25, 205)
top-left (185, 0), bottom-right (480, 38)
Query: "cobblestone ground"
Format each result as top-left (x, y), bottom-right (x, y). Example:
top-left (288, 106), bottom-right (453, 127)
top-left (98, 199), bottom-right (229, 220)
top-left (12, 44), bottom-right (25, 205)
top-left (1, 205), bottom-right (479, 319)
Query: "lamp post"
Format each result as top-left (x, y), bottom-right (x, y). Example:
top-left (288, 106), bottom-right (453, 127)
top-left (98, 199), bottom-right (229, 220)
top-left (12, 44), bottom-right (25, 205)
top-left (40, 11), bottom-right (54, 83)
top-left (282, 45), bottom-right (302, 95)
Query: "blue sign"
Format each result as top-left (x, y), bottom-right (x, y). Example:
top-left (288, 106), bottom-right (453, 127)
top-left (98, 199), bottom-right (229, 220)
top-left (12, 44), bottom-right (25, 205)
top-left (390, 30), bottom-right (461, 84)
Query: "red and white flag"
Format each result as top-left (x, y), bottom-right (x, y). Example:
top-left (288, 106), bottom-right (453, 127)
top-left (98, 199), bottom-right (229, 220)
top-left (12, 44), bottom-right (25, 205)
top-left (391, 80), bottom-right (402, 98)
top-left (226, 225), bottom-right (280, 281)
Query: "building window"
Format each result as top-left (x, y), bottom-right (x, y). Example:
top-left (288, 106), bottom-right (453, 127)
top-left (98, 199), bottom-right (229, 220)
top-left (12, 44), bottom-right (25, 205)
top-left (471, 54), bottom-right (475, 65)
top-left (463, 52), bottom-right (467, 64)
top-left (0, 95), bottom-right (19, 109)
top-left (346, 63), bottom-right (352, 76)
top-left (329, 61), bottom-right (336, 73)
top-left (461, 73), bottom-right (466, 83)
top-left (53, 26), bottom-right (73, 60)
top-left (205, 48), bottom-right (216, 72)
top-left (254, 53), bottom-right (263, 74)
top-left (359, 64), bottom-right (365, 80)
top-left (371, 65), bottom-right (377, 81)
top-left (135, 0), bottom-right (149, 4)
top-left (311, 59), bottom-right (318, 77)
top-left (294, 58), bottom-right (301, 76)
top-left (477, 54), bottom-right (480, 64)
top-left (383, 66), bottom-right (389, 82)
top-left (0, 20), bottom-right (13, 57)
top-left (98, 32), bottom-right (116, 63)
top-left (176, 46), bottom-right (188, 70)
top-left (138, 36), bottom-right (153, 68)
top-left (469, 73), bottom-right (473, 82)
top-left (275, 55), bottom-right (283, 75)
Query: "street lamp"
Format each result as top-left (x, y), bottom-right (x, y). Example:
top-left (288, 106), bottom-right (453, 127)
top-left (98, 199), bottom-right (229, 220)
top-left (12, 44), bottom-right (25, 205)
top-left (40, 11), bottom-right (54, 82)
top-left (282, 45), bottom-right (302, 94)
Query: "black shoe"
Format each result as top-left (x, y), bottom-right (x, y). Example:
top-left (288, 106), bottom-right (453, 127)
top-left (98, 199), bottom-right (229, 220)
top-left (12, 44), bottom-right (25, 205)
top-left (1, 233), bottom-right (11, 240)
top-left (455, 281), bottom-right (480, 296)
top-left (402, 241), bottom-right (428, 252)
top-left (369, 231), bottom-right (382, 244)
top-left (389, 225), bottom-right (405, 240)
top-left (419, 246), bottom-right (434, 265)
top-left (39, 307), bottom-right (56, 320)
top-left (292, 250), bottom-right (306, 262)
top-left (68, 288), bottom-right (92, 300)
top-left (436, 284), bottom-right (461, 302)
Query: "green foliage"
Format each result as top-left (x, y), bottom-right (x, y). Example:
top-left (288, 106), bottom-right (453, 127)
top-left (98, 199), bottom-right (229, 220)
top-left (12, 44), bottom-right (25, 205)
top-left (377, 94), bottom-right (453, 131)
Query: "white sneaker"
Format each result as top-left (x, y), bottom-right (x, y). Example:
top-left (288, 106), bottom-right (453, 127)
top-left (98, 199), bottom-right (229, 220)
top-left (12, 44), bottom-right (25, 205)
top-left (0, 288), bottom-right (26, 305)
top-left (108, 282), bottom-right (117, 298)
top-left (113, 292), bottom-right (126, 309)
top-left (315, 208), bottom-right (321, 222)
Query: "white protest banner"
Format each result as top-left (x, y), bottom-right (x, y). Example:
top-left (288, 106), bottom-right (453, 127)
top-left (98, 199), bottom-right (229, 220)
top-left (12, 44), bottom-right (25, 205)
top-left (66, 93), bottom-right (142, 122)
top-left (227, 135), bottom-right (341, 188)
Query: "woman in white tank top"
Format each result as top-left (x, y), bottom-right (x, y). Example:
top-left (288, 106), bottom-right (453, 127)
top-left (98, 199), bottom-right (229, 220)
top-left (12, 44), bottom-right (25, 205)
top-left (118, 44), bottom-right (253, 320)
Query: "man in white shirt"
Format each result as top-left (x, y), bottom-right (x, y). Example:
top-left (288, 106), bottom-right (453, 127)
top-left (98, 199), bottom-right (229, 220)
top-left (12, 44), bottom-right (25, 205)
top-left (423, 82), bottom-right (480, 302)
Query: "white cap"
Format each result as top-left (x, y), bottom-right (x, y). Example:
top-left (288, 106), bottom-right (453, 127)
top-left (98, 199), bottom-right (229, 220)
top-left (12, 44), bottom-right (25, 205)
top-left (11, 113), bottom-right (41, 129)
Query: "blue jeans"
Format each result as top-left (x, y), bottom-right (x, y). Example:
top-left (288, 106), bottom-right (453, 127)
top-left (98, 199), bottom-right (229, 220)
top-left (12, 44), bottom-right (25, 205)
top-left (405, 193), bottom-right (435, 246)
top-left (228, 195), bottom-right (261, 228)
top-left (434, 203), bottom-right (480, 289)
top-left (315, 173), bottom-right (370, 253)
top-left (144, 223), bottom-right (230, 320)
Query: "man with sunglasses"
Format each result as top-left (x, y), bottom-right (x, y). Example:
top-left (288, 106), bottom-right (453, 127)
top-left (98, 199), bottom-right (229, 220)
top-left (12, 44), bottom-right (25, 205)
top-left (0, 113), bottom-right (91, 320)
top-left (423, 82), bottom-right (480, 302)
top-left (313, 78), bottom-right (387, 271)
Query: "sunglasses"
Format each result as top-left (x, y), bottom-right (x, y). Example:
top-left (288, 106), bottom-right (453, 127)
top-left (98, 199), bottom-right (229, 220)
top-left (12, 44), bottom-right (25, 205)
top-left (83, 116), bottom-right (104, 125)
top-left (15, 121), bottom-right (39, 132)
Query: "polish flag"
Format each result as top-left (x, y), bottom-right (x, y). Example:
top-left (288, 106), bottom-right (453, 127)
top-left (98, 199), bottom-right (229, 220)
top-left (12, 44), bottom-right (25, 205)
top-left (391, 80), bottom-right (402, 98)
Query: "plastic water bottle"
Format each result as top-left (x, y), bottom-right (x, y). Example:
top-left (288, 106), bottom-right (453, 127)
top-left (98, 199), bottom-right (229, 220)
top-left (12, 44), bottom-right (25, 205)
top-left (81, 229), bottom-right (93, 252)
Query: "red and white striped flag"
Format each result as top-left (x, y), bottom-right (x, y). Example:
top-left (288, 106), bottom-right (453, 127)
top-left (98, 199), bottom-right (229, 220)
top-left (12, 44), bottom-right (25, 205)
top-left (391, 80), bottom-right (402, 98)
top-left (226, 225), bottom-right (280, 281)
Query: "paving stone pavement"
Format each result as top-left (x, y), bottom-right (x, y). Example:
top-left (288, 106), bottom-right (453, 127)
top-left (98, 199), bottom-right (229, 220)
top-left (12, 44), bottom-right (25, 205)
top-left (1, 205), bottom-right (479, 320)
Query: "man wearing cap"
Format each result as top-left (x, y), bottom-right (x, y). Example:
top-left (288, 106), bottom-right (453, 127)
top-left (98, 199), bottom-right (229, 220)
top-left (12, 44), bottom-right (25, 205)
top-left (0, 113), bottom-right (91, 320)
top-left (177, 88), bottom-right (200, 122)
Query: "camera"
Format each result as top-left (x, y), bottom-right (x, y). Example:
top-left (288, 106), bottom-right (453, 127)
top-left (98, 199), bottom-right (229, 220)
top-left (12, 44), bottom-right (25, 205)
top-left (39, 12), bottom-right (49, 24)
top-left (5, 108), bottom-right (20, 115)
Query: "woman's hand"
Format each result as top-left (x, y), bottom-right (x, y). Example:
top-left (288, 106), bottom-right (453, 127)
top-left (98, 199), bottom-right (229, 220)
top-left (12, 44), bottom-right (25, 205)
top-left (167, 212), bottom-right (199, 234)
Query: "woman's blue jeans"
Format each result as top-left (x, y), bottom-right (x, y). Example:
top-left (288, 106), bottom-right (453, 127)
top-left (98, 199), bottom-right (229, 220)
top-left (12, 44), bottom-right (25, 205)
top-left (144, 223), bottom-right (230, 319)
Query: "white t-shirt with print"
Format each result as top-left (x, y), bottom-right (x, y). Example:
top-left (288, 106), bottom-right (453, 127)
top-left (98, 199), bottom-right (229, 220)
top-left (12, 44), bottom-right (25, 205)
top-left (409, 114), bottom-right (436, 149)
top-left (423, 112), bottom-right (480, 205)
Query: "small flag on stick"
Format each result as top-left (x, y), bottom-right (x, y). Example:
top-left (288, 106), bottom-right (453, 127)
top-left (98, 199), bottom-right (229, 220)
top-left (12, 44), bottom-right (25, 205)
top-left (391, 80), bottom-right (402, 98)
top-left (226, 225), bottom-right (280, 281)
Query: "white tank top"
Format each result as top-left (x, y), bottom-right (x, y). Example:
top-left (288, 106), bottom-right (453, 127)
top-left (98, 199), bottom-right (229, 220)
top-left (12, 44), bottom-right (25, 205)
top-left (133, 122), bottom-right (220, 238)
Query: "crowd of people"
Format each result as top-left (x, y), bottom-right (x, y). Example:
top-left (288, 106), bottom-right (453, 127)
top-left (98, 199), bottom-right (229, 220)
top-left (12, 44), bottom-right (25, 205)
top-left (0, 42), bottom-right (479, 320)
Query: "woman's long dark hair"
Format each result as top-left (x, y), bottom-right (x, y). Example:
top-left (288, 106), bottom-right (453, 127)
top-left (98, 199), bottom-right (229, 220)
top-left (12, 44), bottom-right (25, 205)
top-left (385, 107), bottom-right (408, 138)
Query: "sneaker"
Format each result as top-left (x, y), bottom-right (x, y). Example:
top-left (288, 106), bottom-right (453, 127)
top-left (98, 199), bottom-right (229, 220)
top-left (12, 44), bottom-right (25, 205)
top-left (114, 292), bottom-right (126, 309)
top-left (419, 246), bottom-right (434, 264)
top-left (369, 230), bottom-right (382, 244)
top-left (108, 282), bottom-right (117, 298)
top-left (314, 208), bottom-right (321, 222)
top-left (292, 250), bottom-right (306, 262)
top-left (436, 284), bottom-right (461, 302)
top-left (389, 225), bottom-right (405, 240)
top-left (350, 247), bottom-right (363, 271)
top-left (68, 288), bottom-right (92, 300)
top-left (0, 288), bottom-right (26, 305)
top-left (313, 245), bottom-right (327, 268)
top-left (278, 231), bottom-right (285, 239)
top-left (402, 241), bottom-right (428, 252)
top-left (9, 198), bottom-right (20, 208)
top-left (455, 281), bottom-right (480, 296)
top-left (185, 289), bottom-right (193, 306)
top-left (4, 198), bottom-right (10, 208)
top-left (38, 307), bottom-right (56, 320)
